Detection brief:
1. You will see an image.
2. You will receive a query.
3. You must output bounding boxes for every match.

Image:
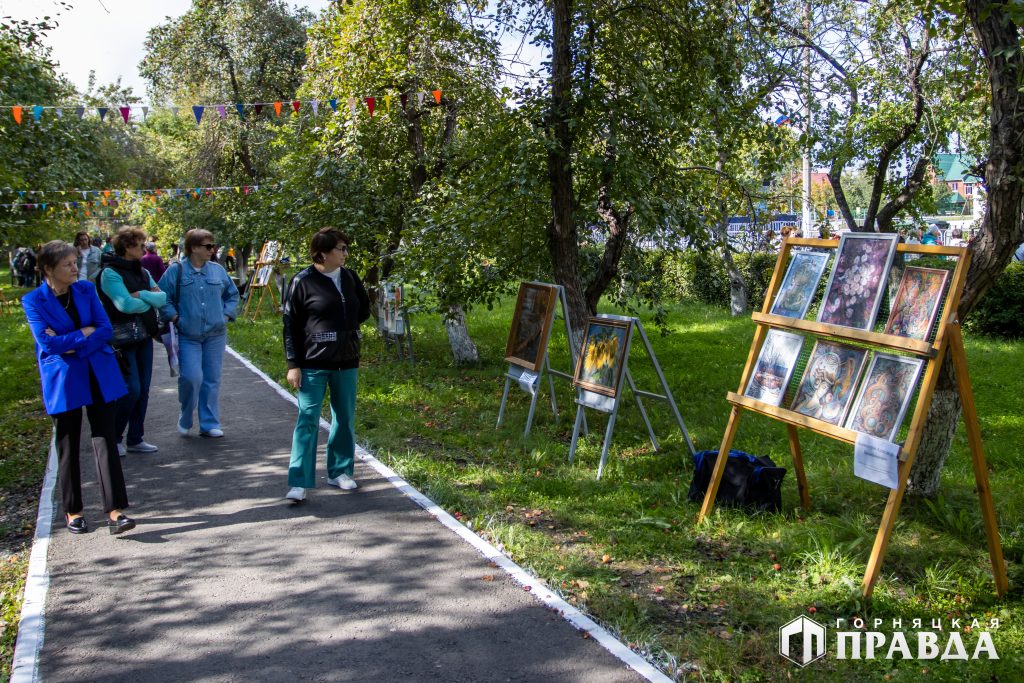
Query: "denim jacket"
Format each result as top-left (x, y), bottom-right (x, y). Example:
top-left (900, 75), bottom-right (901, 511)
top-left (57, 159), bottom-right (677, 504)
top-left (158, 260), bottom-right (239, 340)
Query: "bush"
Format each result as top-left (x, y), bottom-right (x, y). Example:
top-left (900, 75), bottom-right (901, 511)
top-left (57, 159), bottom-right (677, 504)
top-left (653, 250), bottom-right (778, 311)
top-left (964, 260), bottom-right (1024, 338)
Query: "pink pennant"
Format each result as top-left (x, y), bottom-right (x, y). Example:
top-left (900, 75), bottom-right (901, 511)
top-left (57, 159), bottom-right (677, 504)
top-left (291, 100), bottom-right (301, 114)
top-left (119, 106), bottom-right (131, 123)
top-left (365, 97), bottom-right (375, 117)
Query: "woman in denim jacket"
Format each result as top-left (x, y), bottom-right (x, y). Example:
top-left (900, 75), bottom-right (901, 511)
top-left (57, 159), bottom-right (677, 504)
top-left (158, 229), bottom-right (239, 438)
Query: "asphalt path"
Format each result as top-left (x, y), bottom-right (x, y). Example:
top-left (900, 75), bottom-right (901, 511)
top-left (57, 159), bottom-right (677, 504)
top-left (32, 348), bottom-right (652, 682)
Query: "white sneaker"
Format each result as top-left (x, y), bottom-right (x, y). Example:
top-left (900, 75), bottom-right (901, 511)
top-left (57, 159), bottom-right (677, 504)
top-left (327, 474), bottom-right (358, 490)
top-left (200, 428), bottom-right (224, 438)
top-left (126, 441), bottom-right (158, 453)
top-left (177, 421), bottom-right (190, 436)
top-left (285, 487), bottom-right (306, 502)
top-left (117, 443), bottom-right (127, 457)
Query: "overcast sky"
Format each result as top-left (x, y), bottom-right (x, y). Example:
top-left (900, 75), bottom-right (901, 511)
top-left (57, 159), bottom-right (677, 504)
top-left (1, 0), bottom-right (541, 102)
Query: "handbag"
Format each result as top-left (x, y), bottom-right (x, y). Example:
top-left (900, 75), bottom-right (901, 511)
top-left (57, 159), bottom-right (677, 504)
top-left (110, 315), bottom-right (150, 348)
top-left (688, 449), bottom-right (786, 513)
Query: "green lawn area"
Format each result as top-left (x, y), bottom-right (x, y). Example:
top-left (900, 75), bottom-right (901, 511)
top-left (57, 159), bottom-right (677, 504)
top-left (230, 298), bottom-right (1023, 681)
top-left (1, 281), bottom-right (1021, 681)
top-left (0, 275), bottom-right (52, 681)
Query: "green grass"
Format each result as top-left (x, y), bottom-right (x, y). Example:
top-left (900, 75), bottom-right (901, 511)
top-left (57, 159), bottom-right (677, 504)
top-left (228, 298), bottom-right (1024, 681)
top-left (0, 273), bottom-right (51, 682)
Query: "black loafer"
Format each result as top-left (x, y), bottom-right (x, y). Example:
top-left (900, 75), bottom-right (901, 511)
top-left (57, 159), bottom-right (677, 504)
top-left (67, 516), bottom-right (88, 534)
top-left (108, 514), bottom-right (136, 535)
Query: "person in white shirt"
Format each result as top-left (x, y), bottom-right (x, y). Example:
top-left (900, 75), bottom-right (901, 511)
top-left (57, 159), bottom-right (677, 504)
top-left (75, 232), bottom-right (102, 283)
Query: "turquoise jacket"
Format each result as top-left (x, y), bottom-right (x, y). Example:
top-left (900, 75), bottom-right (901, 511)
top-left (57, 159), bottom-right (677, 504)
top-left (158, 260), bottom-right (239, 340)
top-left (99, 268), bottom-right (167, 314)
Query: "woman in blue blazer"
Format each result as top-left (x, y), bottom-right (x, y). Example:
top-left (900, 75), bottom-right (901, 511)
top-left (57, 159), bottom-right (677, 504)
top-left (22, 241), bottom-right (136, 535)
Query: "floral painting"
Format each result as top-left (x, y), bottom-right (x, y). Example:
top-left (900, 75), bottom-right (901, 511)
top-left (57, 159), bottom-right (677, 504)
top-left (846, 353), bottom-right (925, 442)
top-left (770, 251), bottom-right (830, 319)
top-left (883, 266), bottom-right (950, 340)
top-left (744, 329), bottom-right (804, 407)
top-left (818, 233), bottom-right (898, 330)
top-left (790, 341), bottom-right (867, 426)
top-left (574, 318), bottom-right (632, 397)
top-left (505, 282), bottom-right (559, 371)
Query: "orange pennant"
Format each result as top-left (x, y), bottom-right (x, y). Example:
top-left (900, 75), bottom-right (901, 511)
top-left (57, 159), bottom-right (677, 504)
top-left (432, 90), bottom-right (442, 104)
top-left (12, 106), bottom-right (23, 124)
top-left (103, 190), bottom-right (111, 198)
top-left (274, 101), bottom-right (282, 117)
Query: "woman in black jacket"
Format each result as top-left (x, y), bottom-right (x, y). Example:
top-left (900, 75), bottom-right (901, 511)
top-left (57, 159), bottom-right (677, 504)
top-left (282, 228), bottom-right (369, 502)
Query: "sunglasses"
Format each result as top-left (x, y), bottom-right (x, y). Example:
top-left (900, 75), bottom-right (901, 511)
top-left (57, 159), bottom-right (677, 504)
top-left (200, 243), bottom-right (217, 251)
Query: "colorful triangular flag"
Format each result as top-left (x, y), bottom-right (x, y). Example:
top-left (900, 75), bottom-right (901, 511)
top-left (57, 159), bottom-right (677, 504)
top-left (217, 105), bottom-right (226, 119)
top-left (192, 105), bottom-right (204, 124)
top-left (347, 97), bottom-right (357, 115)
top-left (32, 105), bottom-right (43, 123)
top-left (75, 106), bottom-right (85, 119)
top-left (235, 103), bottom-right (245, 120)
top-left (98, 107), bottom-right (109, 121)
top-left (432, 89), bottom-right (442, 104)
top-left (12, 106), bottom-right (23, 124)
top-left (142, 106), bottom-right (149, 120)
top-left (274, 101), bottom-right (282, 117)
top-left (328, 98), bottom-right (338, 112)
top-left (310, 100), bottom-right (319, 116)
top-left (365, 97), bottom-right (375, 117)
top-left (291, 100), bottom-right (301, 114)
top-left (383, 95), bottom-right (392, 112)
top-left (119, 106), bottom-right (131, 123)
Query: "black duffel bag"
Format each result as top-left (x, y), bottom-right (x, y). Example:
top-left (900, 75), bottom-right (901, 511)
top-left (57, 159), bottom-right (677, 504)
top-left (688, 449), bottom-right (786, 513)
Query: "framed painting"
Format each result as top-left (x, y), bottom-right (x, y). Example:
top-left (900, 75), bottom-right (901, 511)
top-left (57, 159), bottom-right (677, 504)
top-left (504, 282), bottom-right (559, 371)
top-left (770, 251), bottom-right (830, 319)
top-left (573, 317), bottom-right (632, 397)
top-left (254, 264), bottom-right (273, 287)
top-left (377, 283), bottom-right (406, 336)
top-left (744, 329), bottom-right (804, 407)
top-left (260, 241), bottom-right (280, 262)
top-left (818, 232), bottom-right (899, 330)
top-left (883, 266), bottom-right (950, 341)
top-left (790, 340), bottom-right (868, 426)
top-left (845, 353), bottom-right (925, 442)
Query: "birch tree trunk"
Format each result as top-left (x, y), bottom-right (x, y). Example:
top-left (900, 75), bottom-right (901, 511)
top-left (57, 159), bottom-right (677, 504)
top-left (444, 304), bottom-right (479, 365)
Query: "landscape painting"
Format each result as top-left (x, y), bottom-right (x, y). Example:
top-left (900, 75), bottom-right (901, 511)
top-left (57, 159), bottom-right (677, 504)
top-left (770, 251), bottom-right (830, 319)
top-left (505, 282), bottom-right (559, 371)
top-left (744, 330), bottom-right (804, 407)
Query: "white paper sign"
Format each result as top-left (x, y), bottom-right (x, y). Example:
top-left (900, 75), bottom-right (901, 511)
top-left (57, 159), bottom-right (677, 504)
top-left (854, 433), bottom-right (901, 489)
top-left (518, 370), bottom-right (539, 394)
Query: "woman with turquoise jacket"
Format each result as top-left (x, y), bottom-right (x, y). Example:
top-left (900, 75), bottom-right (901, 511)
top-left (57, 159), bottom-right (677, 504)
top-left (99, 227), bottom-right (167, 456)
top-left (22, 241), bottom-right (136, 535)
top-left (158, 228), bottom-right (239, 438)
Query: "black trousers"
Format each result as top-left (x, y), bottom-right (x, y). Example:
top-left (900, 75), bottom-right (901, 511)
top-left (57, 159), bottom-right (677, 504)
top-left (51, 371), bottom-right (129, 515)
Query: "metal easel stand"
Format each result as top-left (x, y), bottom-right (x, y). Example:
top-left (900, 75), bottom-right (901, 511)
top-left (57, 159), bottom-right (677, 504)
top-left (380, 310), bottom-right (414, 362)
top-left (567, 316), bottom-right (695, 479)
top-left (496, 285), bottom-right (587, 437)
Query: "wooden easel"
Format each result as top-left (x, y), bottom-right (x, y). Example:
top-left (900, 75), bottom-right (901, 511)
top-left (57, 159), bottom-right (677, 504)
top-left (242, 241), bottom-right (281, 321)
top-left (699, 237), bottom-right (1008, 599)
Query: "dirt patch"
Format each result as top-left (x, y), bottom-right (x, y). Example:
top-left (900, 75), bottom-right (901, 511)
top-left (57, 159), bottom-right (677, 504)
top-left (0, 480), bottom-right (40, 558)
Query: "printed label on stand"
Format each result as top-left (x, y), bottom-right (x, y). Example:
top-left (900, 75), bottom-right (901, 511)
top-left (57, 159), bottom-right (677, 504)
top-left (854, 433), bottom-right (900, 489)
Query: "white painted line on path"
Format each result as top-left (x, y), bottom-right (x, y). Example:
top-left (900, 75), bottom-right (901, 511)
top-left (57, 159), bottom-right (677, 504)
top-left (226, 345), bottom-right (672, 683)
top-left (11, 438), bottom-right (58, 683)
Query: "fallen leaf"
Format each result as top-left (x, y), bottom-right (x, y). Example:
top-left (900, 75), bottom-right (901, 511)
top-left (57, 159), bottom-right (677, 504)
top-left (482, 575), bottom-right (495, 582)
top-left (601, 554), bottom-right (612, 564)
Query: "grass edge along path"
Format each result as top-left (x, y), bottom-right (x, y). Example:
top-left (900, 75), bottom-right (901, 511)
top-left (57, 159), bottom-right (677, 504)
top-left (228, 299), bottom-right (1023, 682)
top-left (0, 277), bottom-right (52, 683)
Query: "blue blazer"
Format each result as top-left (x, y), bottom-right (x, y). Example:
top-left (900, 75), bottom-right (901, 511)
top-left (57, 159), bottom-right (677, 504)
top-left (22, 280), bottom-right (127, 415)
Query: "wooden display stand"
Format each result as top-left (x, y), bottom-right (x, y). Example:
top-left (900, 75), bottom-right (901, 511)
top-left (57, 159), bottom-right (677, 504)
top-left (699, 237), bottom-right (1008, 599)
top-left (242, 241), bottom-right (282, 321)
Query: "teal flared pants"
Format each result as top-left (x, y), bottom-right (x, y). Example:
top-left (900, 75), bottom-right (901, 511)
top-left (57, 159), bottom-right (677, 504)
top-left (288, 368), bottom-right (358, 488)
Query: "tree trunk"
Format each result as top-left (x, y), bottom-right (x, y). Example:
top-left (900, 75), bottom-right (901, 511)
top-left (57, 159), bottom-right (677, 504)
top-left (908, 0), bottom-right (1024, 496)
top-left (444, 304), bottom-right (479, 365)
top-left (714, 151), bottom-right (748, 315)
top-left (545, 0), bottom-right (589, 343)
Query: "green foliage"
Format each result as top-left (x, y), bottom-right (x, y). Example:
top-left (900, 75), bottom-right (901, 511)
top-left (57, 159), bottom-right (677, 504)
top-left (638, 250), bottom-right (778, 311)
top-left (963, 260), bottom-right (1024, 339)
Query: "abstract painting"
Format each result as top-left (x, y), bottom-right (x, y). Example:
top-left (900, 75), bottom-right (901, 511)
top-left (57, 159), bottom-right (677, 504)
top-left (818, 232), bottom-right (898, 330)
top-left (573, 317), bottom-right (632, 397)
top-left (790, 340), bottom-right (867, 426)
top-left (883, 266), bottom-right (950, 341)
top-left (770, 251), bottom-right (830, 319)
top-left (505, 282), bottom-right (559, 371)
top-left (845, 353), bottom-right (925, 442)
top-left (744, 329), bottom-right (804, 407)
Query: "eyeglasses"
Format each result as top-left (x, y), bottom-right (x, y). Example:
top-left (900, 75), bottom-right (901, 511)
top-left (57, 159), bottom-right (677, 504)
top-left (200, 243), bottom-right (217, 251)
top-left (334, 245), bottom-right (350, 253)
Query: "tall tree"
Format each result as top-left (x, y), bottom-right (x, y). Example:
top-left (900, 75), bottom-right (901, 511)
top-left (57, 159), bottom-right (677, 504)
top-left (139, 0), bottom-right (313, 270)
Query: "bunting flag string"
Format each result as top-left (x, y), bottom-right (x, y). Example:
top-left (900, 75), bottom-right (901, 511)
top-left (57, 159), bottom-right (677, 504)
top-left (0, 184), bottom-right (273, 199)
top-left (1, 89), bottom-right (443, 126)
top-left (0, 184), bottom-right (280, 215)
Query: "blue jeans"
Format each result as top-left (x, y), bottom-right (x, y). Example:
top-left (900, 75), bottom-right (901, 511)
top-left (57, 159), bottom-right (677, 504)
top-left (177, 334), bottom-right (226, 433)
top-left (288, 368), bottom-right (358, 488)
top-left (114, 338), bottom-right (154, 446)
